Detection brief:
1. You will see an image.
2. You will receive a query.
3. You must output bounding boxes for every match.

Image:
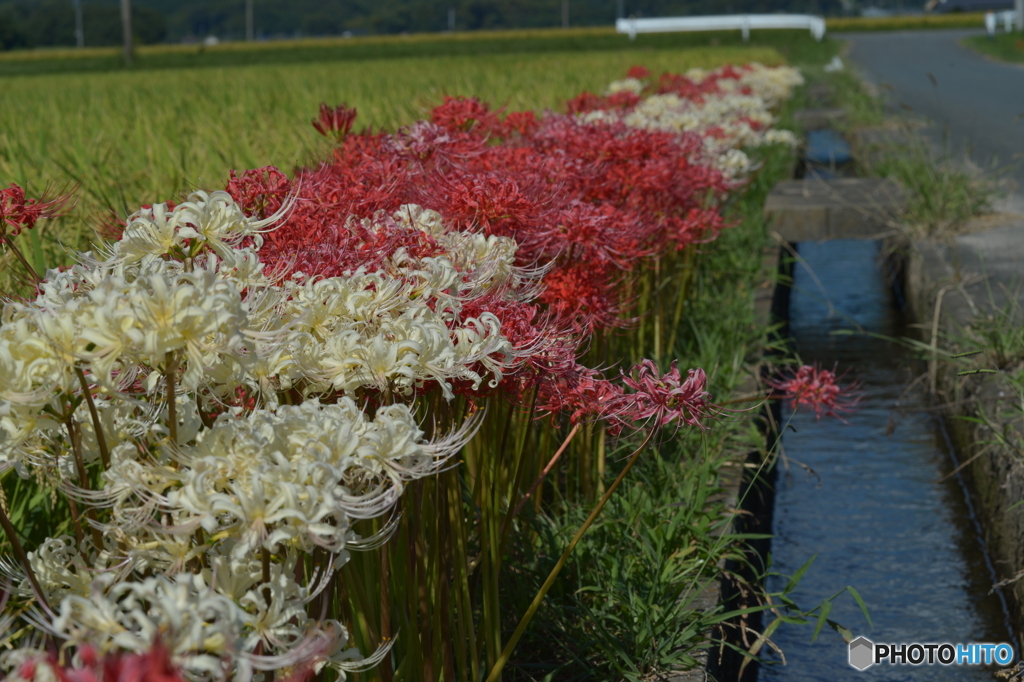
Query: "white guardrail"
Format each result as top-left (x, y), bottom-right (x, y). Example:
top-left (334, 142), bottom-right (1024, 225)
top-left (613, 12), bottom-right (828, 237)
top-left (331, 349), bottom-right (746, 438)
top-left (615, 14), bottom-right (827, 42)
top-left (985, 10), bottom-right (1016, 34)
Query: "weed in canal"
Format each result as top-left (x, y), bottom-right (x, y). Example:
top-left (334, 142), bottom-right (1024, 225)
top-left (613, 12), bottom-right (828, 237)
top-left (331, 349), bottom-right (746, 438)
top-left (863, 138), bottom-right (999, 239)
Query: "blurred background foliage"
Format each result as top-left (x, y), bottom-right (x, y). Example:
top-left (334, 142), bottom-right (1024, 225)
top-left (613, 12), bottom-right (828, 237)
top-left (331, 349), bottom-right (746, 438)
top-left (0, 0), bottom-right (859, 49)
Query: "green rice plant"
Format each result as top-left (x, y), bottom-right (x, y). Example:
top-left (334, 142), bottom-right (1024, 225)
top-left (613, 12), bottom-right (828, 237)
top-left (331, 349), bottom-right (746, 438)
top-left (827, 12), bottom-right (988, 32)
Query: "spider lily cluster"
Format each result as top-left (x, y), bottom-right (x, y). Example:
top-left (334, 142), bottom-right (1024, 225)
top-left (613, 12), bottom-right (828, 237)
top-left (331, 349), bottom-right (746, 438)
top-left (0, 63), bottom-right (804, 681)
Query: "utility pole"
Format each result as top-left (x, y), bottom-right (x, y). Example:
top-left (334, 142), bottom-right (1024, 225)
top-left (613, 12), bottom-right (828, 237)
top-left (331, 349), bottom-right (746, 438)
top-left (616, 0), bottom-right (624, 20)
top-left (1017, 0), bottom-right (1023, 33)
top-left (73, 0), bottom-right (84, 47)
top-left (246, 0), bottom-right (254, 41)
top-left (561, 0), bottom-right (568, 28)
top-left (448, 7), bottom-right (455, 31)
top-left (120, 0), bottom-right (133, 66)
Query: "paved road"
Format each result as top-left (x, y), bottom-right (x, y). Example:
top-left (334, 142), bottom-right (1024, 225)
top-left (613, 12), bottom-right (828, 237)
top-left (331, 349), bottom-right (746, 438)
top-left (841, 29), bottom-right (1024, 192)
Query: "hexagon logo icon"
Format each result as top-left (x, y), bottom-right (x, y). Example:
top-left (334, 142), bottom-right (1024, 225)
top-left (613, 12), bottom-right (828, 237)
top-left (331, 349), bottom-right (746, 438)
top-left (849, 636), bottom-right (874, 671)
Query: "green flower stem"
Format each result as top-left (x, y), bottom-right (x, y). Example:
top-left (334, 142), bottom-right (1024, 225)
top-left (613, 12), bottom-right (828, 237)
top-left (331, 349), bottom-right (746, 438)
top-left (75, 366), bottom-right (110, 471)
top-left (165, 351), bottom-right (179, 445)
top-left (0, 233), bottom-right (42, 286)
top-left (64, 416), bottom-right (104, 548)
top-left (484, 426), bottom-right (657, 682)
top-left (0, 494), bottom-right (50, 614)
top-left (510, 422), bottom-right (580, 519)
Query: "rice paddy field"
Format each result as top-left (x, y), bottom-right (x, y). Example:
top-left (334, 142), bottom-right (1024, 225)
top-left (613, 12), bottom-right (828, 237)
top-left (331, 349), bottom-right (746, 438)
top-left (827, 11), bottom-right (987, 32)
top-left (0, 38), bottom-right (800, 277)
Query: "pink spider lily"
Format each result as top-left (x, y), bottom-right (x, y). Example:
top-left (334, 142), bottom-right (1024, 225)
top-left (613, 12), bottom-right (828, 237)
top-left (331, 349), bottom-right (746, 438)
top-left (18, 640), bottom-right (184, 682)
top-left (613, 360), bottom-right (714, 432)
top-left (537, 360), bottom-right (715, 436)
top-left (770, 363), bottom-right (861, 421)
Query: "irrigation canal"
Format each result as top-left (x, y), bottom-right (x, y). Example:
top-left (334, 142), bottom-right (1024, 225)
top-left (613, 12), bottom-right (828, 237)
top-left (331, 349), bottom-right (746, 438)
top-left (758, 238), bottom-right (1012, 680)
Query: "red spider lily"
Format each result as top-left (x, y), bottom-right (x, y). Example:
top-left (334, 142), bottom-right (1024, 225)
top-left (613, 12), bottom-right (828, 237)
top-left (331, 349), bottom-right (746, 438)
top-left (431, 96), bottom-right (502, 134)
top-left (386, 119), bottom-right (492, 165)
top-left (626, 65), bottom-right (650, 80)
top-left (665, 207), bottom-right (730, 247)
top-left (225, 166), bottom-right (291, 220)
top-left (241, 71), bottom-right (743, 394)
top-left (565, 91), bottom-right (607, 115)
top-left (770, 364), bottom-right (860, 421)
top-left (654, 73), bottom-right (718, 101)
top-left (499, 110), bottom-right (540, 138)
top-left (418, 172), bottom-right (544, 238)
top-left (607, 91), bottom-right (641, 109)
top-left (539, 262), bottom-right (625, 333)
top-left (522, 202), bottom-right (657, 270)
top-left (536, 362), bottom-right (627, 427)
top-left (565, 90), bottom-right (641, 113)
top-left (1, 183), bottom-right (74, 238)
top-left (20, 640), bottom-right (185, 682)
top-left (614, 360), bottom-right (714, 432)
top-left (536, 360), bottom-right (713, 436)
top-left (312, 104), bottom-right (358, 144)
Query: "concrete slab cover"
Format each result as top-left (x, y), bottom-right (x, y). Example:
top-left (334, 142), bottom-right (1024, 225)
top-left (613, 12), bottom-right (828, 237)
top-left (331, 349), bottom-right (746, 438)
top-left (764, 178), bottom-right (906, 242)
top-left (793, 108), bottom-right (847, 131)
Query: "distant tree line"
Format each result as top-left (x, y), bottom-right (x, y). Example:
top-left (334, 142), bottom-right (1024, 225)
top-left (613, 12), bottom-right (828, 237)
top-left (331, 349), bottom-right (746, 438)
top-left (0, 0), bottom-right (876, 49)
top-left (144, 0), bottom-right (850, 39)
top-left (0, 1), bottom-right (165, 49)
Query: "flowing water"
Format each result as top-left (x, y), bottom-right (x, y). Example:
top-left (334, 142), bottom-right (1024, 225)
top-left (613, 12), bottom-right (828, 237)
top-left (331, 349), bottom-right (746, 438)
top-left (759, 239), bottom-right (1012, 681)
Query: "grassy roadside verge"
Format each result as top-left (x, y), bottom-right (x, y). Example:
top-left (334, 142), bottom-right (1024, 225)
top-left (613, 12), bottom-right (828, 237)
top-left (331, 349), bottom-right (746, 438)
top-left (502, 77), bottom-right (842, 677)
top-left (795, 58), bottom-right (997, 239)
top-left (963, 32), bottom-right (1024, 63)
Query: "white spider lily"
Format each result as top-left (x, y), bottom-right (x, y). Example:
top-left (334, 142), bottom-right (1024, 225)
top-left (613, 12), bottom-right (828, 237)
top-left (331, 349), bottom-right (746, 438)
top-left (47, 573), bottom-right (247, 675)
top-left (0, 190), bottom-right (529, 679)
top-left (158, 398), bottom-right (462, 556)
top-left (115, 190), bottom-right (291, 266)
top-left (579, 64), bottom-right (804, 181)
